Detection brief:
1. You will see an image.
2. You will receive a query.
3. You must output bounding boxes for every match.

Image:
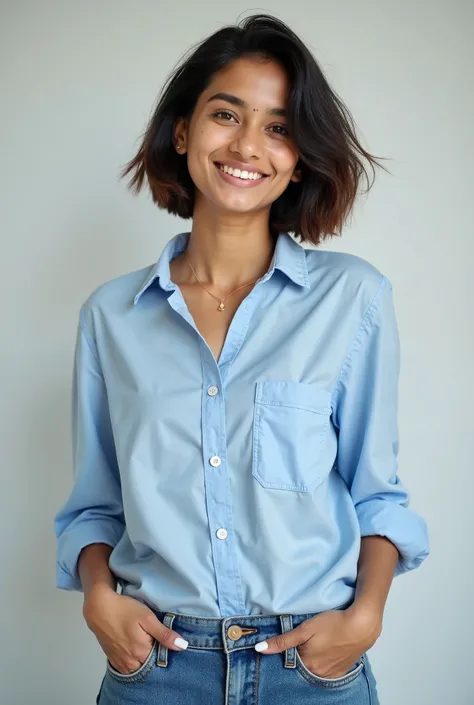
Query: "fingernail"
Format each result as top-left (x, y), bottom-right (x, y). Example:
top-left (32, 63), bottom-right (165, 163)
top-left (174, 637), bottom-right (189, 649)
top-left (254, 641), bottom-right (268, 652)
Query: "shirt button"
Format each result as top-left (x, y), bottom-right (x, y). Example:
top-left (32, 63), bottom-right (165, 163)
top-left (207, 385), bottom-right (219, 396)
top-left (216, 528), bottom-right (228, 540)
top-left (210, 456), bottom-right (221, 467)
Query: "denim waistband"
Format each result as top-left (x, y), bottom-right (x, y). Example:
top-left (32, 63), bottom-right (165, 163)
top-left (138, 605), bottom-right (321, 669)
top-left (149, 608), bottom-right (317, 650)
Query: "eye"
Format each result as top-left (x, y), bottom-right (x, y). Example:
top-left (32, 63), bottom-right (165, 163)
top-left (212, 110), bottom-right (236, 121)
top-left (212, 110), bottom-right (289, 137)
top-left (269, 125), bottom-right (289, 136)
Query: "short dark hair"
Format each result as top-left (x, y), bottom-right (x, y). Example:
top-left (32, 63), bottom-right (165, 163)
top-left (120, 14), bottom-right (389, 246)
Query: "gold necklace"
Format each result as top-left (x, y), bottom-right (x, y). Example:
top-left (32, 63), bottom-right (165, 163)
top-left (185, 252), bottom-right (262, 311)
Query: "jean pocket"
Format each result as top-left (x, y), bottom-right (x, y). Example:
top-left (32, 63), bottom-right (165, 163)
top-left (252, 380), bottom-right (332, 492)
top-left (106, 640), bottom-right (157, 683)
top-left (295, 651), bottom-right (366, 688)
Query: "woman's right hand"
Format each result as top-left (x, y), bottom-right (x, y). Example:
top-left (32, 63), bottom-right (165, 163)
top-left (82, 586), bottom-right (188, 675)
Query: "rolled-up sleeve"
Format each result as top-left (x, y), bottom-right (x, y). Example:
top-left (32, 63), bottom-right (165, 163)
top-left (332, 276), bottom-right (429, 576)
top-left (53, 305), bottom-right (125, 592)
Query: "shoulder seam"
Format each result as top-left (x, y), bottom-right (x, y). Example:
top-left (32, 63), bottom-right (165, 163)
top-left (79, 306), bottom-right (104, 375)
top-left (331, 275), bottom-right (389, 409)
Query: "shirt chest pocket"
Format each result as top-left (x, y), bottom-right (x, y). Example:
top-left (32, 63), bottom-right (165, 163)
top-left (252, 380), bottom-right (332, 493)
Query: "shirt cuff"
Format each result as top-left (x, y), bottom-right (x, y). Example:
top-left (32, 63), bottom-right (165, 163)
top-left (356, 498), bottom-right (430, 576)
top-left (56, 519), bottom-right (124, 592)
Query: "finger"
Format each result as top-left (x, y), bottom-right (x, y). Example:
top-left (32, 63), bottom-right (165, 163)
top-left (109, 656), bottom-right (140, 675)
top-left (107, 639), bottom-right (155, 674)
top-left (254, 624), bottom-right (309, 654)
top-left (141, 613), bottom-right (189, 651)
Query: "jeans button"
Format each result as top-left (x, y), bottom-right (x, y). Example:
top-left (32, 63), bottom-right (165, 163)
top-left (227, 625), bottom-right (243, 640)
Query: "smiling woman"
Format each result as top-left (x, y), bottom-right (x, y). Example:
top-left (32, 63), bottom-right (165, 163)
top-left (120, 14), bottom-right (387, 245)
top-left (54, 12), bottom-right (429, 705)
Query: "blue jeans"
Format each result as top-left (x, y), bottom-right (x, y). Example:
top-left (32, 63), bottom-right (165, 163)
top-left (96, 608), bottom-right (380, 704)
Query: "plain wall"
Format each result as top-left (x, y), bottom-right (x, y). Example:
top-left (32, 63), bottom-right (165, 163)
top-left (1, 1), bottom-right (472, 703)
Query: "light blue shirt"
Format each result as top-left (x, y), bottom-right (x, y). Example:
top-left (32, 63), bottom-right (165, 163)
top-left (54, 231), bottom-right (429, 617)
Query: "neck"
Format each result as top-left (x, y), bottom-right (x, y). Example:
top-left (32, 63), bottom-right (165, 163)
top-left (172, 209), bottom-right (277, 292)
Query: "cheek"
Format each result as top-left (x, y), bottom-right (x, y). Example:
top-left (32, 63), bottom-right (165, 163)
top-left (193, 122), bottom-right (228, 155)
top-left (187, 130), bottom-right (226, 179)
top-left (186, 153), bottom-right (205, 191)
top-left (186, 148), bottom-right (220, 197)
top-left (271, 145), bottom-right (299, 175)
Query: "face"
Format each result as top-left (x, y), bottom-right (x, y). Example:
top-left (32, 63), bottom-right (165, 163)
top-left (173, 56), bottom-right (302, 216)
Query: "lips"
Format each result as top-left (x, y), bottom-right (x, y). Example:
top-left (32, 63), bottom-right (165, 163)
top-left (214, 162), bottom-right (269, 178)
top-left (213, 162), bottom-right (269, 188)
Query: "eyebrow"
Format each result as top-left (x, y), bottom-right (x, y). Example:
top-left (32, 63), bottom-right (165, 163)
top-left (206, 92), bottom-right (287, 118)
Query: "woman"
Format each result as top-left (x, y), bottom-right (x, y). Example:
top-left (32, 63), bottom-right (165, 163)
top-left (54, 14), bottom-right (429, 705)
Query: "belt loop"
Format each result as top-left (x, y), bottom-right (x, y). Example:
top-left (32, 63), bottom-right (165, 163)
top-left (279, 614), bottom-right (296, 669)
top-left (156, 613), bottom-right (176, 668)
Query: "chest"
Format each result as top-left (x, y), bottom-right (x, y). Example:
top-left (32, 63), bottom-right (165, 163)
top-left (176, 283), bottom-right (252, 364)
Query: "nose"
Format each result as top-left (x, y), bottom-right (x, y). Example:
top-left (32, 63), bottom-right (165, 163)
top-left (229, 124), bottom-right (263, 161)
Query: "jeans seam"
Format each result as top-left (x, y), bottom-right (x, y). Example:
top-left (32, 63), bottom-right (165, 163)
top-left (364, 659), bottom-right (373, 705)
top-left (255, 651), bottom-right (260, 705)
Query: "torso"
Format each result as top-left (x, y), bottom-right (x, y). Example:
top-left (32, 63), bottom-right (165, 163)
top-left (169, 255), bottom-right (255, 364)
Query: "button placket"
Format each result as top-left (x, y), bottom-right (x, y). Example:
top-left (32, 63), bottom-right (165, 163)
top-left (200, 367), bottom-right (245, 615)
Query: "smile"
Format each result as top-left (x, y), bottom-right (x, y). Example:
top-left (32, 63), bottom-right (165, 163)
top-left (214, 162), bottom-right (269, 188)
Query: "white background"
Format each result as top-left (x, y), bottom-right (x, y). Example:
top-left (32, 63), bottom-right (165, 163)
top-left (1, 1), bottom-right (472, 703)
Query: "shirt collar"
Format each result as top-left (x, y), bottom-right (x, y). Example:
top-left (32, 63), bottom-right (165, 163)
top-left (133, 230), bottom-right (309, 306)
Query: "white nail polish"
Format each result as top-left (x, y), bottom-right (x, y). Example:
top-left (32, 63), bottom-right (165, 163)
top-left (174, 637), bottom-right (189, 649)
top-left (254, 641), bottom-right (268, 652)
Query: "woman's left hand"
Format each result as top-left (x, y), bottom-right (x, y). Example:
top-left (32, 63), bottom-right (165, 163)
top-left (254, 606), bottom-right (382, 679)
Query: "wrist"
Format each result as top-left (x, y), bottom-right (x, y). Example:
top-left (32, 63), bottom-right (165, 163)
top-left (346, 600), bottom-right (383, 645)
top-left (83, 583), bottom-right (117, 620)
top-left (84, 581), bottom-right (116, 602)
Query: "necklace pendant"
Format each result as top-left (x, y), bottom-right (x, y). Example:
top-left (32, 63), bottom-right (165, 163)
top-left (218, 301), bottom-right (225, 311)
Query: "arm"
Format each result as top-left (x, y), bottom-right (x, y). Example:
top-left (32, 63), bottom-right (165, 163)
top-left (78, 543), bottom-right (117, 599)
top-left (333, 276), bottom-right (429, 621)
top-left (347, 535), bottom-right (399, 635)
top-left (54, 305), bottom-right (125, 592)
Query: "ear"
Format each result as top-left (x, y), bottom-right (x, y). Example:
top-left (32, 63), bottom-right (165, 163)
top-left (173, 117), bottom-right (188, 154)
top-left (290, 165), bottom-right (302, 183)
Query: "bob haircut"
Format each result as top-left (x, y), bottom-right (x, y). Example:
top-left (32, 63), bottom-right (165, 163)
top-left (120, 14), bottom-right (388, 246)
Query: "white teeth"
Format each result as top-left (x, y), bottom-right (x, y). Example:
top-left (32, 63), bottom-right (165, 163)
top-left (219, 164), bottom-right (263, 180)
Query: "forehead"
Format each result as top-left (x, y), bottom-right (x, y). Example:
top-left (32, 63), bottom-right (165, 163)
top-left (200, 57), bottom-right (290, 107)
